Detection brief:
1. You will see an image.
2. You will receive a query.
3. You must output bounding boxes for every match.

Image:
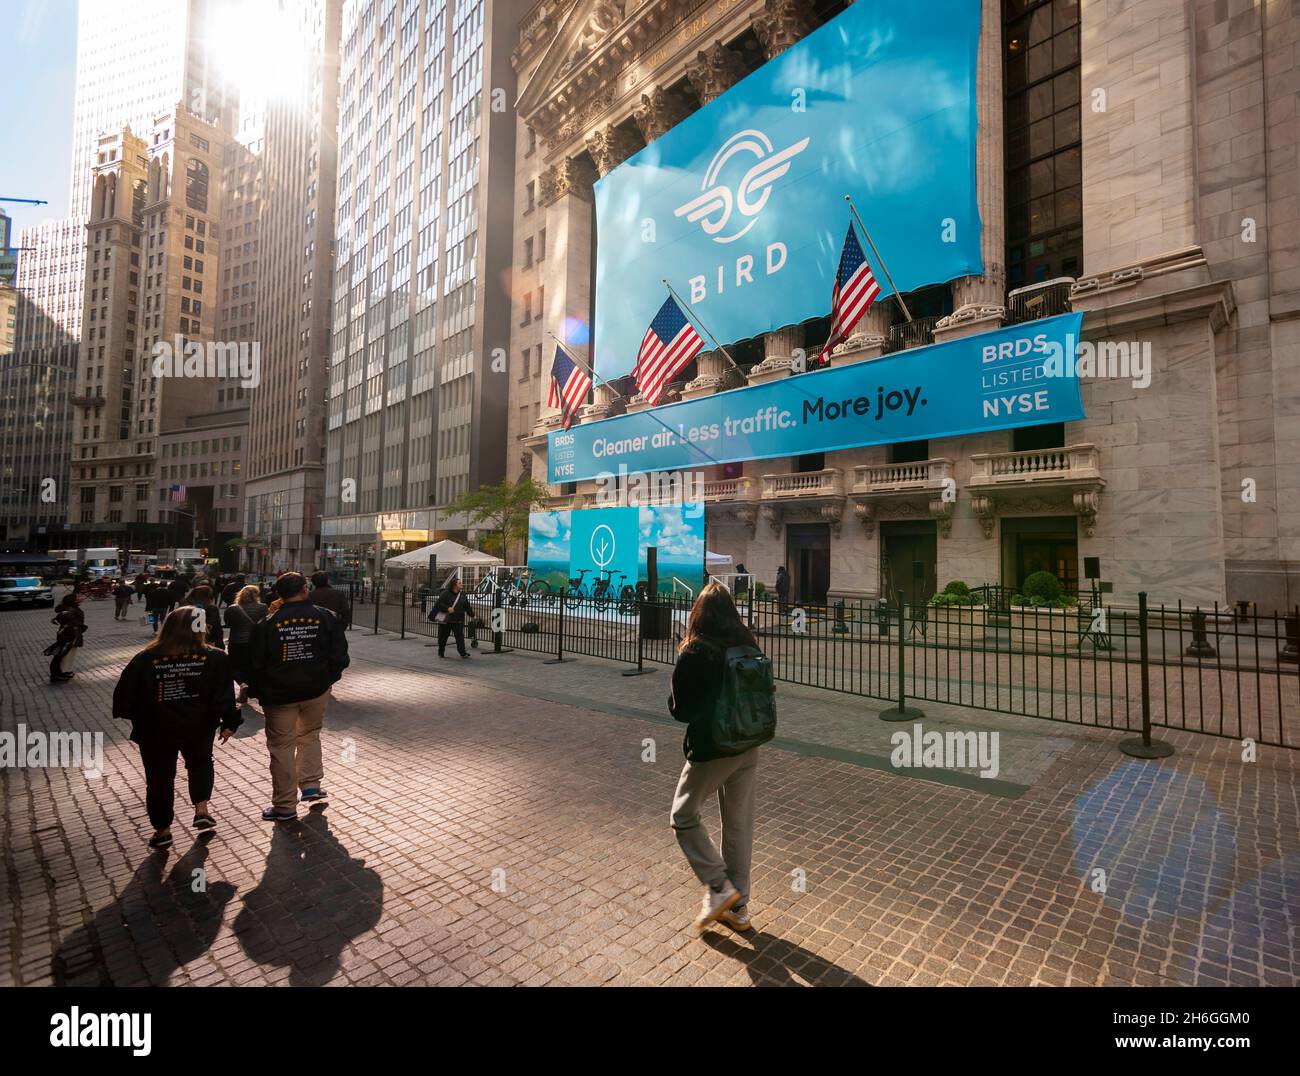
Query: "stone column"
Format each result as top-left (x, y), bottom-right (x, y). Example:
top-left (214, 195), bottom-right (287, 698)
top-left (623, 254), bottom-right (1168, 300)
top-left (682, 350), bottom-right (728, 400)
top-left (830, 304), bottom-right (892, 365)
top-left (633, 86), bottom-right (690, 143)
top-left (749, 325), bottom-right (803, 384)
top-left (752, 0), bottom-right (813, 59)
top-left (685, 42), bottom-right (748, 105)
top-left (585, 124), bottom-right (641, 179)
top-left (751, 0), bottom-right (813, 373)
top-left (539, 155), bottom-right (597, 425)
top-left (937, 0), bottom-right (1005, 342)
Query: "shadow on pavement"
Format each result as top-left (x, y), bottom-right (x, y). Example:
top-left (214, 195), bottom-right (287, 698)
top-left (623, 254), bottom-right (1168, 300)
top-left (53, 836), bottom-right (235, 986)
top-left (232, 809), bottom-right (383, 986)
top-left (702, 929), bottom-right (872, 986)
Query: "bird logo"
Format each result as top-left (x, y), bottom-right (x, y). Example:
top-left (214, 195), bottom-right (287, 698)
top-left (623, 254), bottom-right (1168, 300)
top-left (674, 129), bottom-right (811, 244)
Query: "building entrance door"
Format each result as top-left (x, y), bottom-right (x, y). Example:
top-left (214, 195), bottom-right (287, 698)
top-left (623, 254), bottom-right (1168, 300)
top-left (879, 521), bottom-right (937, 608)
top-left (1002, 516), bottom-right (1079, 596)
top-left (786, 523), bottom-right (830, 605)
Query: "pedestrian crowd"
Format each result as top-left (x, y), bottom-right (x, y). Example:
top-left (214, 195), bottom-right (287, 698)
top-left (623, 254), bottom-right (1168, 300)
top-left (51, 563), bottom-right (779, 933)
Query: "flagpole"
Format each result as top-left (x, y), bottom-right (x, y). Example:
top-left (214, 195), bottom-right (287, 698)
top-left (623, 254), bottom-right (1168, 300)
top-left (660, 279), bottom-right (746, 379)
top-left (545, 329), bottom-right (723, 469)
top-left (545, 330), bottom-right (627, 402)
top-left (844, 194), bottom-right (912, 324)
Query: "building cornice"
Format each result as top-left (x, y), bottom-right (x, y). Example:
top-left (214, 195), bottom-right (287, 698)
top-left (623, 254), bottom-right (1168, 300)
top-left (517, 0), bottom-right (759, 158)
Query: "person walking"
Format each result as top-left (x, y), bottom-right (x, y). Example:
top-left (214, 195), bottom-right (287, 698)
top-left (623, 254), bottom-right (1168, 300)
top-left (167, 574), bottom-right (188, 611)
top-left (112, 607), bottom-right (241, 849)
top-left (734, 563), bottom-right (749, 597)
top-left (431, 577), bottom-right (475, 658)
top-left (182, 585), bottom-right (225, 651)
top-left (132, 572), bottom-right (148, 597)
top-left (145, 581), bottom-right (172, 632)
top-left (309, 571), bottom-right (352, 629)
top-left (224, 583), bottom-right (268, 705)
top-left (219, 575), bottom-right (244, 608)
top-left (113, 578), bottom-right (133, 621)
top-left (247, 572), bottom-right (350, 821)
top-left (774, 564), bottom-right (791, 616)
top-left (668, 582), bottom-right (776, 933)
top-left (47, 593), bottom-right (86, 683)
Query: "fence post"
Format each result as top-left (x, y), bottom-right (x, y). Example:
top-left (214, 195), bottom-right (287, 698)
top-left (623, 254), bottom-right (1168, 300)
top-left (544, 588), bottom-right (571, 664)
top-left (623, 592), bottom-right (656, 676)
top-left (1281, 607), bottom-right (1299, 663)
top-left (880, 598), bottom-right (923, 721)
top-left (1120, 592), bottom-right (1174, 758)
top-left (399, 585), bottom-right (407, 639)
top-left (477, 583), bottom-right (512, 655)
top-left (371, 583), bottom-right (381, 635)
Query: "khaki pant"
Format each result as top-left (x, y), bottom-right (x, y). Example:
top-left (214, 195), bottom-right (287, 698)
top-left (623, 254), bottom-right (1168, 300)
top-left (264, 690), bottom-right (330, 810)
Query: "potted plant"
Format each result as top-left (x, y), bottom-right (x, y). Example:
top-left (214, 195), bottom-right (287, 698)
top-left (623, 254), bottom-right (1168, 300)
top-left (928, 580), bottom-right (986, 644)
top-left (1010, 571), bottom-right (1080, 651)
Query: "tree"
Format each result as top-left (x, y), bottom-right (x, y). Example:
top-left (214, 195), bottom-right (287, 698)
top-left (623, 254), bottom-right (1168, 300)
top-left (449, 478), bottom-right (551, 561)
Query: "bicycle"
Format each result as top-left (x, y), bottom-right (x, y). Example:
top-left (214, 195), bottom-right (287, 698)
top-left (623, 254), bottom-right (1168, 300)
top-left (565, 568), bottom-right (592, 601)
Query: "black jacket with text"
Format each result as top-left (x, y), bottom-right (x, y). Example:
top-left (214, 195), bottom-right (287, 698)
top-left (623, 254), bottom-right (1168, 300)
top-left (112, 646), bottom-right (241, 744)
top-left (248, 601), bottom-right (350, 706)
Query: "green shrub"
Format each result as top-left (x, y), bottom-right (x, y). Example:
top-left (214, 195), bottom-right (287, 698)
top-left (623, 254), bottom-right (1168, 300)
top-left (930, 580), bottom-right (981, 607)
top-left (1021, 571), bottom-right (1062, 604)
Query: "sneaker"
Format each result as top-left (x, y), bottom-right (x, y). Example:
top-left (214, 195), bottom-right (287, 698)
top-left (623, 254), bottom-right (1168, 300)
top-left (718, 904), bottom-right (753, 932)
top-left (261, 806), bottom-right (296, 822)
top-left (148, 830), bottom-right (173, 850)
top-left (459, 652), bottom-right (471, 659)
top-left (300, 787), bottom-right (327, 803)
top-left (193, 812), bottom-right (216, 831)
top-left (694, 880), bottom-right (741, 932)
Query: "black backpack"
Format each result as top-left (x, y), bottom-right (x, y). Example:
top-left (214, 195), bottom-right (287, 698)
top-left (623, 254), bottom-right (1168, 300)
top-left (711, 645), bottom-right (777, 755)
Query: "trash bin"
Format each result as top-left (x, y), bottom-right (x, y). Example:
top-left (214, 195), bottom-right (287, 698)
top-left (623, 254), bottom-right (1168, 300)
top-left (640, 598), bottom-right (673, 640)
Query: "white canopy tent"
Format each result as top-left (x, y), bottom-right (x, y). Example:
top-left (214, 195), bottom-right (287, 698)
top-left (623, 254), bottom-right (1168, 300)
top-left (384, 539), bottom-right (502, 569)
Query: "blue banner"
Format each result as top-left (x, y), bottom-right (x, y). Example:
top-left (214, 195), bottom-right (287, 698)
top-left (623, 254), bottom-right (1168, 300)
top-left (527, 505), bottom-right (707, 595)
top-left (591, 0), bottom-right (982, 379)
top-left (549, 313), bottom-right (1086, 482)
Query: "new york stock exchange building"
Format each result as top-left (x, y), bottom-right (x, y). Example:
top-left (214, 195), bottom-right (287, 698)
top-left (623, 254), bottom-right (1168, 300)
top-left (504, 0), bottom-right (1300, 614)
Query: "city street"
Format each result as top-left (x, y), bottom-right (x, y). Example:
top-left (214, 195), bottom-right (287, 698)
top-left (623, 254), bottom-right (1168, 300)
top-left (2, 595), bottom-right (1297, 987)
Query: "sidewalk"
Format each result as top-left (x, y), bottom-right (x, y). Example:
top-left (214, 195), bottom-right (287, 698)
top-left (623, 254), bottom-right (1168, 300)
top-left (1, 598), bottom-right (1296, 986)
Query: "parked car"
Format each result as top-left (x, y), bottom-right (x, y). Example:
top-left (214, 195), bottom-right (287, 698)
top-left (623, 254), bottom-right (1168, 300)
top-left (0, 576), bottom-right (55, 608)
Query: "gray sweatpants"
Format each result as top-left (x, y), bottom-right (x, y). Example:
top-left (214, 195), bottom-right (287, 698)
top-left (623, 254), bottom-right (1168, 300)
top-left (670, 747), bottom-right (758, 907)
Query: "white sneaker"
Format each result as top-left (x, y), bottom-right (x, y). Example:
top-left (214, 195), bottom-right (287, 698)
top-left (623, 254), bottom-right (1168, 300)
top-left (694, 881), bottom-right (741, 932)
top-left (718, 904), bottom-right (752, 932)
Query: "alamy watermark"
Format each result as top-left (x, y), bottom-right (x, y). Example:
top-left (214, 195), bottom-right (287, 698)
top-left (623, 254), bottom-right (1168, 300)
top-left (151, 335), bottom-right (261, 388)
top-left (0, 724), bottom-right (103, 778)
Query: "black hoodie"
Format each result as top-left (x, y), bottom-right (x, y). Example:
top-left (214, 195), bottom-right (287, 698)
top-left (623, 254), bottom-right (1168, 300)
top-left (248, 600), bottom-right (350, 705)
top-left (112, 646), bottom-right (241, 744)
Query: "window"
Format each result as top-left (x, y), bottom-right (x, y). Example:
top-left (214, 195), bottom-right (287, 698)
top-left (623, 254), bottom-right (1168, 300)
top-left (888, 440), bottom-right (930, 464)
top-left (1003, 0), bottom-right (1081, 286)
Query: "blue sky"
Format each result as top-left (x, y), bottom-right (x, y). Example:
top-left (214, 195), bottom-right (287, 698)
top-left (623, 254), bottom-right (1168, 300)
top-left (1, 0), bottom-right (77, 236)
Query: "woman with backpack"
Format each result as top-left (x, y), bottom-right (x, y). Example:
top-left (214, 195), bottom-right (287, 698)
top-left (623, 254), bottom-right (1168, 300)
top-left (223, 584), bottom-right (268, 705)
top-left (669, 581), bottom-right (776, 934)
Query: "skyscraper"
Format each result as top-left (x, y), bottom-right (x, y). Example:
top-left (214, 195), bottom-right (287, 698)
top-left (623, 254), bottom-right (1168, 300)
top-left (320, 0), bottom-right (522, 574)
top-left (1, 0), bottom-right (242, 549)
top-left (241, 0), bottom-right (343, 574)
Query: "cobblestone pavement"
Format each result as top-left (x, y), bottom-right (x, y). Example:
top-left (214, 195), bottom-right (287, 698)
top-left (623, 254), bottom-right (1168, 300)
top-left (1, 597), bottom-right (1297, 987)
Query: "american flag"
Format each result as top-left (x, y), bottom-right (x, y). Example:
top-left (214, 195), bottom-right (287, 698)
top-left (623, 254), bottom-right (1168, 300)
top-left (634, 296), bottom-right (703, 405)
top-left (547, 344), bottom-right (591, 430)
top-left (817, 223), bottom-right (881, 365)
